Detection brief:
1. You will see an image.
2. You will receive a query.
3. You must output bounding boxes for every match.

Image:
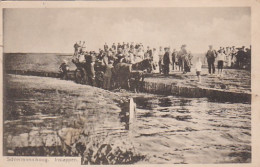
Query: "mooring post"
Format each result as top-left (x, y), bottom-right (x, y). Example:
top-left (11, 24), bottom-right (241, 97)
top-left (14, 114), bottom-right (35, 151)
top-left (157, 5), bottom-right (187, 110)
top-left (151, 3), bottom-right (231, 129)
top-left (128, 97), bottom-right (136, 138)
top-left (129, 98), bottom-right (136, 124)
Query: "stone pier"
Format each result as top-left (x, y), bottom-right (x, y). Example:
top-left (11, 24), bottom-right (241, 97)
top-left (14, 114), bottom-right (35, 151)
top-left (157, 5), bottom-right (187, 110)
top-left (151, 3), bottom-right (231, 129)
top-left (5, 70), bottom-right (251, 103)
top-left (142, 81), bottom-right (250, 102)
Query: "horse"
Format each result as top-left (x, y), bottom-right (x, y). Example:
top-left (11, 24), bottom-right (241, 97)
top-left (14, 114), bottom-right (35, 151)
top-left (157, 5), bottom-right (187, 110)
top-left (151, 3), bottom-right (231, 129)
top-left (132, 58), bottom-right (153, 72)
top-left (72, 58), bottom-right (88, 84)
top-left (113, 62), bottom-right (132, 89)
top-left (113, 59), bottom-right (152, 91)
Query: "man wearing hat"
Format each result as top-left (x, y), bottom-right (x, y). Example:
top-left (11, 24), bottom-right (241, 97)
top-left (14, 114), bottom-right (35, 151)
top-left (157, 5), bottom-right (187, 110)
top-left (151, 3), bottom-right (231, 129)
top-left (236, 46), bottom-right (246, 68)
top-left (146, 46), bottom-right (153, 59)
top-left (122, 42), bottom-right (127, 50)
top-left (163, 47), bottom-right (170, 75)
top-left (112, 43), bottom-right (116, 51)
top-left (83, 51), bottom-right (95, 86)
top-left (206, 45), bottom-right (217, 75)
top-left (245, 47), bottom-right (251, 70)
top-left (177, 45), bottom-right (188, 72)
top-left (117, 43), bottom-right (121, 51)
top-left (172, 49), bottom-right (177, 71)
top-left (158, 46), bottom-right (164, 74)
top-left (59, 60), bottom-right (69, 80)
top-left (79, 41), bottom-right (86, 54)
top-left (135, 43), bottom-right (139, 50)
top-left (73, 41), bottom-right (81, 56)
top-left (130, 42), bottom-right (135, 50)
top-left (104, 43), bottom-right (109, 52)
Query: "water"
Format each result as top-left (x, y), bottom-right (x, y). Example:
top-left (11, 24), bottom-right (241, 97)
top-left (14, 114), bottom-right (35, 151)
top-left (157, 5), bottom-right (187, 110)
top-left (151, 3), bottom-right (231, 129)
top-left (3, 74), bottom-right (251, 164)
top-left (130, 96), bottom-right (251, 164)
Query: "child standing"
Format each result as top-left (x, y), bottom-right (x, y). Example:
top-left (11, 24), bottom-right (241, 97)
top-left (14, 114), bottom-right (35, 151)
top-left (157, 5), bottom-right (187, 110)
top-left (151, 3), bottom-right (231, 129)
top-left (217, 49), bottom-right (226, 76)
top-left (195, 57), bottom-right (202, 83)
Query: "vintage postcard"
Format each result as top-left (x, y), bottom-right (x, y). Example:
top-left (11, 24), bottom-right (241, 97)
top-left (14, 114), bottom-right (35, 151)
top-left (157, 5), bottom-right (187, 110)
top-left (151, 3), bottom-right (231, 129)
top-left (0, 0), bottom-right (260, 167)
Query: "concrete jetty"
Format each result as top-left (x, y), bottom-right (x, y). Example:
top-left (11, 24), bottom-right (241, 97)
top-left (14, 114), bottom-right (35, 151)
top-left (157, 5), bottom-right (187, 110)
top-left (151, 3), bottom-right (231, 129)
top-left (5, 69), bottom-right (251, 103)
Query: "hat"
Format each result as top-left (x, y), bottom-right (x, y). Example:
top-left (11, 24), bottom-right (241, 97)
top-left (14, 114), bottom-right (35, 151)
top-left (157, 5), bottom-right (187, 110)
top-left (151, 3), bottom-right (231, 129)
top-left (181, 44), bottom-right (187, 48)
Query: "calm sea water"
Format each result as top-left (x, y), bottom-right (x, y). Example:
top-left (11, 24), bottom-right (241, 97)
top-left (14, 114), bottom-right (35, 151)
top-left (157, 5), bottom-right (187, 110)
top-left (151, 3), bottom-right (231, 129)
top-left (3, 75), bottom-right (251, 164)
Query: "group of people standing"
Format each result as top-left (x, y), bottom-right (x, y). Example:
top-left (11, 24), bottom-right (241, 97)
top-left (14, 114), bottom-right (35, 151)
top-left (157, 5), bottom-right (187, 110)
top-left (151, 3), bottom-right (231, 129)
top-left (69, 41), bottom-right (195, 89)
top-left (62, 41), bottom-right (251, 89)
top-left (205, 45), bottom-right (251, 76)
top-left (157, 45), bottom-right (193, 75)
top-left (73, 41), bottom-right (194, 74)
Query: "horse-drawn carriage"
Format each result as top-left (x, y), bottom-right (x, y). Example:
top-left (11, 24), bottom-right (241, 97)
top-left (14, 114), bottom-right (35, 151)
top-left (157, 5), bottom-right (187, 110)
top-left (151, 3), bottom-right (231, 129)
top-left (71, 53), bottom-right (153, 91)
top-left (72, 59), bottom-right (105, 87)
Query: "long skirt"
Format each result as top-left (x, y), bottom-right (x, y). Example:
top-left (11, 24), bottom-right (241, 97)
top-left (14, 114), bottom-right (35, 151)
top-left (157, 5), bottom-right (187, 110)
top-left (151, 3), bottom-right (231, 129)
top-left (227, 55), bottom-right (232, 67)
top-left (183, 57), bottom-right (191, 72)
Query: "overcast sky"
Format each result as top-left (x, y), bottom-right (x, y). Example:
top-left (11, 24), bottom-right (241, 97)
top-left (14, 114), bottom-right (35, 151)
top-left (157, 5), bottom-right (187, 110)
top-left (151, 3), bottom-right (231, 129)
top-left (4, 7), bottom-right (250, 53)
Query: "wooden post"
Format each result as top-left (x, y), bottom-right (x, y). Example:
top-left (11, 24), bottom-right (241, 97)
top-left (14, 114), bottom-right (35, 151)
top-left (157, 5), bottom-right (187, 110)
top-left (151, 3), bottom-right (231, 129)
top-left (129, 97), bottom-right (136, 124)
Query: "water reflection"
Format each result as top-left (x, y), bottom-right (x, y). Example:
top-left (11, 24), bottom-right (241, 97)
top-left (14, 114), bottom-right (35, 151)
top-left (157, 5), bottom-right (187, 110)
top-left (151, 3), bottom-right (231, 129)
top-left (158, 98), bottom-right (172, 107)
top-left (119, 104), bottom-right (130, 130)
top-left (128, 95), bottom-right (251, 164)
top-left (133, 97), bottom-right (154, 110)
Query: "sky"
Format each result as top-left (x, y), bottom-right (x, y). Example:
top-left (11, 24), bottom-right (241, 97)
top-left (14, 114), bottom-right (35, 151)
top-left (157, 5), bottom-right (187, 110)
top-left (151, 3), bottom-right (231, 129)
top-left (4, 7), bottom-right (251, 53)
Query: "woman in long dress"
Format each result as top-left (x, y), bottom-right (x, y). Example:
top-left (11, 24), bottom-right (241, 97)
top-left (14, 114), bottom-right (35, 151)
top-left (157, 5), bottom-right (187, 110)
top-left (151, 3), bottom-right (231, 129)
top-left (152, 48), bottom-right (159, 73)
top-left (183, 52), bottom-right (193, 73)
top-left (135, 48), bottom-right (144, 63)
top-left (226, 47), bottom-right (232, 67)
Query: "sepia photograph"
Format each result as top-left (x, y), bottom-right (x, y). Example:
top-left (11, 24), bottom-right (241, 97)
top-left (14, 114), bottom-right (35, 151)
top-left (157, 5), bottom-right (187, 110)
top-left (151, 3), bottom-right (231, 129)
top-left (1, 2), bottom-right (256, 166)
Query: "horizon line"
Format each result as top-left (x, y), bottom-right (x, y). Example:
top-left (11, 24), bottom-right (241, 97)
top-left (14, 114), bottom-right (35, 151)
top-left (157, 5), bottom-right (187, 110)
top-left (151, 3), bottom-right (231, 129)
top-left (3, 52), bottom-right (74, 55)
top-left (3, 52), bottom-right (206, 55)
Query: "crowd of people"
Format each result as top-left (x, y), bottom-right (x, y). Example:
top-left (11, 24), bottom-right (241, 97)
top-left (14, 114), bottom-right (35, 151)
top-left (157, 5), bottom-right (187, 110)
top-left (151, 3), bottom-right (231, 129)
top-left (59, 41), bottom-right (251, 88)
top-left (72, 41), bottom-right (194, 74)
top-left (194, 45), bottom-right (251, 83)
top-left (205, 45), bottom-right (251, 75)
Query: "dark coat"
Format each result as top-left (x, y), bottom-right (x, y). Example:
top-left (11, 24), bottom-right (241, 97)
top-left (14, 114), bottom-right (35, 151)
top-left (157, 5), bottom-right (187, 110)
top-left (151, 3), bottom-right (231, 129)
top-left (236, 50), bottom-right (246, 61)
top-left (163, 52), bottom-right (170, 65)
top-left (172, 52), bottom-right (177, 63)
top-left (206, 50), bottom-right (217, 61)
